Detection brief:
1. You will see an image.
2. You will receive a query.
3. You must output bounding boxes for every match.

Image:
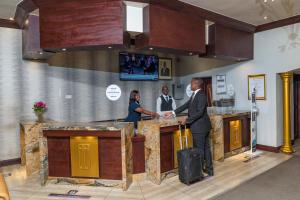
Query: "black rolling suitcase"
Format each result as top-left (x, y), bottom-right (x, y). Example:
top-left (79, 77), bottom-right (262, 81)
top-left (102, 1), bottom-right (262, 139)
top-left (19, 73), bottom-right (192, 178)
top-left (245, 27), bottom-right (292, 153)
top-left (177, 125), bottom-right (204, 185)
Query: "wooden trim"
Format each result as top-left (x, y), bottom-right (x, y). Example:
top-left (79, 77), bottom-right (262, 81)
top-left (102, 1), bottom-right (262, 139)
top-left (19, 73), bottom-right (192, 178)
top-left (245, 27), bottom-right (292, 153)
top-left (43, 130), bottom-right (121, 138)
top-left (0, 158), bottom-right (21, 167)
top-left (95, 0), bottom-right (256, 33)
top-left (132, 135), bottom-right (146, 142)
top-left (0, 19), bottom-right (20, 29)
top-left (256, 15), bottom-right (300, 33)
top-left (160, 125), bottom-right (178, 134)
top-left (256, 144), bottom-right (281, 153)
top-left (14, 0), bottom-right (300, 34)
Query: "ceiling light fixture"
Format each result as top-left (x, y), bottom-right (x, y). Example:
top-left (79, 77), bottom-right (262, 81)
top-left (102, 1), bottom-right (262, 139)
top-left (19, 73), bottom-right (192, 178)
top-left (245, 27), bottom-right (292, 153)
top-left (108, 46), bottom-right (112, 49)
top-left (9, 17), bottom-right (14, 21)
top-left (189, 52), bottom-right (193, 56)
top-left (39, 52), bottom-right (43, 55)
top-left (62, 48), bottom-right (66, 51)
top-left (264, 16), bottom-right (268, 20)
top-left (149, 47), bottom-right (153, 50)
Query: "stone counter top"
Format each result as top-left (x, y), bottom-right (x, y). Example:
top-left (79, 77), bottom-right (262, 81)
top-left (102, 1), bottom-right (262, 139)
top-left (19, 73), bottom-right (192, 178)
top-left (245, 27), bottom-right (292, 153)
top-left (139, 111), bottom-right (250, 128)
top-left (20, 121), bottom-right (132, 131)
top-left (213, 110), bottom-right (250, 119)
top-left (138, 116), bottom-right (185, 128)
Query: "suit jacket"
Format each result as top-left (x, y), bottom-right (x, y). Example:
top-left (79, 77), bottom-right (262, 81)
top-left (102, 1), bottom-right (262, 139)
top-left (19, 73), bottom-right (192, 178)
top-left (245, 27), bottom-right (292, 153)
top-left (175, 90), bottom-right (212, 134)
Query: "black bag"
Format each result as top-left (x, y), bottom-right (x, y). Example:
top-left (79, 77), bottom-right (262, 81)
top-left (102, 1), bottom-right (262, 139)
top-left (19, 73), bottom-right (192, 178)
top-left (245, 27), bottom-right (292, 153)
top-left (177, 125), bottom-right (204, 185)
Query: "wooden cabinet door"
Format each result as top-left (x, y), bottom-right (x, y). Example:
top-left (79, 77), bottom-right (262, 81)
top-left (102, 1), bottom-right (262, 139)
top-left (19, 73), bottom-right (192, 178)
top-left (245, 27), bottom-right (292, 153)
top-left (160, 132), bottom-right (174, 173)
top-left (99, 138), bottom-right (122, 180)
top-left (47, 137), bottom-right (71, 177)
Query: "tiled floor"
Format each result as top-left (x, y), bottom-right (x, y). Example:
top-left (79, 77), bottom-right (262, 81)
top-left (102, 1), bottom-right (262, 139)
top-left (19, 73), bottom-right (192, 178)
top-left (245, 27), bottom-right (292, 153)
top-left (1, 151), bottom-right (292, 200)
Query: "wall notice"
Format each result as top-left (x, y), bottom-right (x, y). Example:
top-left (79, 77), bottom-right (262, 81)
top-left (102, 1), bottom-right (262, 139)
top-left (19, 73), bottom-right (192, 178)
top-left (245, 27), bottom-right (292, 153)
top-left (106, 84), bottom-right (122, 101)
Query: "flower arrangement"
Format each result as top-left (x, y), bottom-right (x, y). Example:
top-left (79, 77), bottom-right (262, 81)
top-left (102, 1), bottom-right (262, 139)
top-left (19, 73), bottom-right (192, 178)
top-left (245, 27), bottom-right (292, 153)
top-left (33, 101), bottom-right (47, 122)
top-left (33, 101), bottom-right (47, 113)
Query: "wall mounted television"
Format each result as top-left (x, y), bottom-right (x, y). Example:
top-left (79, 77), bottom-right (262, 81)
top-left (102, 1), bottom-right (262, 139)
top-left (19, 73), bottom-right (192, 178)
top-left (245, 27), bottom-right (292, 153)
top-left (119, 52), bottom-right (159, 81)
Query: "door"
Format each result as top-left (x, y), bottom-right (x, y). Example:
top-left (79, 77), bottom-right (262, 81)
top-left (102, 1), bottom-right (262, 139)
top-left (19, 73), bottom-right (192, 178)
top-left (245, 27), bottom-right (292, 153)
top-left (201, 77), bottom-right (213, 107)
top-left (294, 75), bottom-right (300, 140)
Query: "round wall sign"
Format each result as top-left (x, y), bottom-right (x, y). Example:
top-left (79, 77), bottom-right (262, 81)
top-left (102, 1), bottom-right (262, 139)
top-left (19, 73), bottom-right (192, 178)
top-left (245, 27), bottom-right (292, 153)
top-left (186, 84), bottom-right (193, 97)
top-left (106, 84), bottom-right (122, 101)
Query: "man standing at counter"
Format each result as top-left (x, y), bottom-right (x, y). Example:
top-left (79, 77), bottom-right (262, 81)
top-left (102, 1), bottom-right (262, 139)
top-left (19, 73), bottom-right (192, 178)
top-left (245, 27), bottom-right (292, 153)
top-left (156, 85), bottom-right (176, 116)
top-left (167, 78), bottom-right (213, 176)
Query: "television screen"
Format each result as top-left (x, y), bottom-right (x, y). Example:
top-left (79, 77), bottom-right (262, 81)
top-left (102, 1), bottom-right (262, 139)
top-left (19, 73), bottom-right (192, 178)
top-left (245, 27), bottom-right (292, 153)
top-left (119, 52), bottom-right (159, 81)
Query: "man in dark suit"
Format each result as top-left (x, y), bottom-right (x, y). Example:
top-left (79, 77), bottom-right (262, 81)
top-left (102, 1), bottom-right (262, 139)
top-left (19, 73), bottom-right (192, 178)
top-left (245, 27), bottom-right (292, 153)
top-left (169, 77), bottom-right (213, 176)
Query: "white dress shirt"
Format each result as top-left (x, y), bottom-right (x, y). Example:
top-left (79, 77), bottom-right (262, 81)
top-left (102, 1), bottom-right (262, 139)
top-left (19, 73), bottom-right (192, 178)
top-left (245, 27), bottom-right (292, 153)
top-left (156, 94), bottom-right (177, 116)
top-left (191, 89), bottom-right (201, 101)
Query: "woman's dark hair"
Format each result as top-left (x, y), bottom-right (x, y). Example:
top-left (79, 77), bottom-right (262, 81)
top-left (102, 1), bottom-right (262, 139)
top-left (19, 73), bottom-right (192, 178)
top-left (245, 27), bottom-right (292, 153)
top-left (129, 90), bottom-right (139, 102)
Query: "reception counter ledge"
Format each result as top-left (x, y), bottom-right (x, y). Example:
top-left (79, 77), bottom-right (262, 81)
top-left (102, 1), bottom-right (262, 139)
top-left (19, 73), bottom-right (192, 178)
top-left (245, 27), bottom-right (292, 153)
top-left (20, 121), bottom-right (134, 191)
top-left (138, 111), bottom-right (250, 185)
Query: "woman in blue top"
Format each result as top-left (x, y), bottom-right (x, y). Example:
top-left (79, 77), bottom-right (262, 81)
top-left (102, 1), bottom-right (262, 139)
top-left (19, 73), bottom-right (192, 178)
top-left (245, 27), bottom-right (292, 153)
top-left (125, 90), bottom-right (159, 128)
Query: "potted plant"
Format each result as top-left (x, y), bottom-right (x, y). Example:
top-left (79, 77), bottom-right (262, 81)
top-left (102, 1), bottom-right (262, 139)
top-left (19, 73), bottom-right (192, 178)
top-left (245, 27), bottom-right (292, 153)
top-left (33, 101), bottom-right (47, 123)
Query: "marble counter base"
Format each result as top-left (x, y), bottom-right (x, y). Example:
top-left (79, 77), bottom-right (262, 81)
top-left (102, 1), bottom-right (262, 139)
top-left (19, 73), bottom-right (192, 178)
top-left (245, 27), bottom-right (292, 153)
top-left (20, 122), bottom-right (43, 176)
top-left (210, 114), bottom-right (225, 161)
top-left (121, 123), bottom-right (134, 190)
top-left (225, 146), bottom-right (251, 158)
top-left (47, 177), bottom-right (123, 189)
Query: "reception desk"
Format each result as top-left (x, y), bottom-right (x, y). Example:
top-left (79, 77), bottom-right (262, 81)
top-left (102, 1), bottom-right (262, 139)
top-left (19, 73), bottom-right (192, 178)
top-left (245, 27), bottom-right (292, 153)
top-left (20, 111), bottom-right (250, 188)
top-left (137, 111), bottom-right (250, 185)
top-left (20, 121), bottom-right (134, 190)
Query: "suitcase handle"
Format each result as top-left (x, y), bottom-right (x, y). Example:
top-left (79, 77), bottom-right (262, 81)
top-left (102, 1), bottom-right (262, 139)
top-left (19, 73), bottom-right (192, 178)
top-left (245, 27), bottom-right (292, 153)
top-left (179, 125), bottom-right (183, 150)
top-left (178, 124), bottom-right (189, 150)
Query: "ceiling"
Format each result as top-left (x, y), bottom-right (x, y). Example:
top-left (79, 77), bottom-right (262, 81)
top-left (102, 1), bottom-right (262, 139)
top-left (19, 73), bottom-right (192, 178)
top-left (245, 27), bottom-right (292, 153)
top-left (0, 0), bottom-right (299, 25)
top-left (180, 0), bottom-right (300, 25)
top-left (0, 0), bottom-right (20, 19)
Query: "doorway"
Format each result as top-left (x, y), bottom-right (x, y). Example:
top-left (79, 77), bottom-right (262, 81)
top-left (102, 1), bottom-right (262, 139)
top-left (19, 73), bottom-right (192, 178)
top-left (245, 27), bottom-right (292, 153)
top-left (202, 77), bottom-right (213, 107)
top-left (293, 74), bottom-right (300, 140)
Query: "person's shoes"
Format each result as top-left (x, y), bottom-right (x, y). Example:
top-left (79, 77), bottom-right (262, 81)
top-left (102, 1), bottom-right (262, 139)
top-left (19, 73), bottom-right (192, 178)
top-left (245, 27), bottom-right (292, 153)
top-left (207, 170), bottom-right (214, 176)
top-left (203, 169), bottom-right (214, 176)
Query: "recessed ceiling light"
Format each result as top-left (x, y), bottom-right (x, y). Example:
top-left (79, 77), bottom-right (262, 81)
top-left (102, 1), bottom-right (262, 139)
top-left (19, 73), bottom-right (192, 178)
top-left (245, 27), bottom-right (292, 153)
top-left (189, 52), bottom-right (193, 56)
top-left (264, 0), bottom-right (267, 3)
top-left (149, 47), bottom-right (153, 50)
top-left (264, 16), bottom-right (268, 20)
top-left (108, 46), bottom-right (112, 49)
top-left (62, 48), bottom-right (66, 51)
top-left (39, 52), bottom-right (43, 55)
top-left (9, 17), bottom-right (14, 21)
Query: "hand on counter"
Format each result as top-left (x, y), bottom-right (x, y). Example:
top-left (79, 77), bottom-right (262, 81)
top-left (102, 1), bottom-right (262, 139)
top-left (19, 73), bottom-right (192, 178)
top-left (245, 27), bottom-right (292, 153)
top-left (163, 112), bottom-right (174, 119)
top-left (179, 117), bottom-right (187, 125)
top-left (151, 112), bottom-right (160, 119)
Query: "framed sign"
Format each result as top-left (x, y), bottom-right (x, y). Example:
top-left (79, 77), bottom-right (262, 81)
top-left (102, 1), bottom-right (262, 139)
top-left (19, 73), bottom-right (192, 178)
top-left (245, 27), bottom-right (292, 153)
top-left (158, 58), bottom-right (172, 80)
top-left (248, 74), bottom-right (266, 100)
top-left (216, 75), bottom-right (227, 94)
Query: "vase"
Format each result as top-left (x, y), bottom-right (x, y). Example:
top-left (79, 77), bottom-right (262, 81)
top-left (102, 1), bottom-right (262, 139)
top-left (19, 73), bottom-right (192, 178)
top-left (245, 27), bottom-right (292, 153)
top-left (35, 112), bottom-right (44, 123)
